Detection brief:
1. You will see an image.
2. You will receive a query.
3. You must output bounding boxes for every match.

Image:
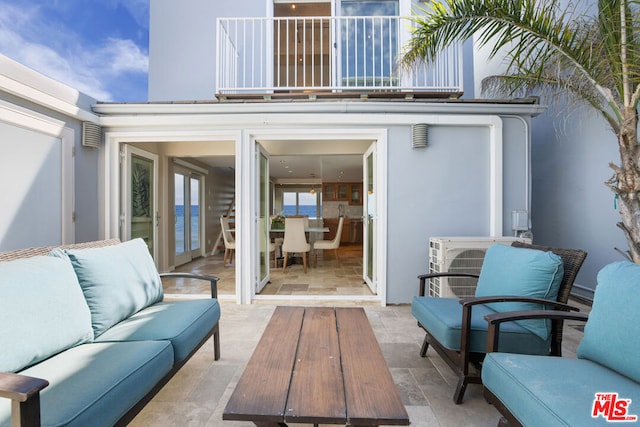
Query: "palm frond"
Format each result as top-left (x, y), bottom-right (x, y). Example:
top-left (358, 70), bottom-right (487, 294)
top-left (402, 0), bottom-right (640, 121)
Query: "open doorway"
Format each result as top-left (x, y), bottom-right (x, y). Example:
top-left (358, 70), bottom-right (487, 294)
top-left (250, 137), bottom-right (376, 299)
top-left (112, 133), bottom-right (385, 303)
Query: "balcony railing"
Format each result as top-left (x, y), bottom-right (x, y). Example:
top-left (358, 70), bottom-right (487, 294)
top-left (216, 16), bottom-right (463, 96)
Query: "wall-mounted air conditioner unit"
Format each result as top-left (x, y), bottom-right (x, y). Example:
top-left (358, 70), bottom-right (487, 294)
top-left (428, 236), bottom-right (532, 298)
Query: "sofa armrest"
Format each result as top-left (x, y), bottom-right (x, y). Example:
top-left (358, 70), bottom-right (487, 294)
top-left (0, 371), bottom-right (49, 427)
top-left (159, 273), bottom-right (219, 299)
top-left (484, 310), bottom-right (589, 352)
top-left (417, 272), bottom-right (480, 297)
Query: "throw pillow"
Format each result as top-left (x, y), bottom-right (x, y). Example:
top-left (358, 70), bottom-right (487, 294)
top-left (577, 261), bottom-right (640, 383)
top-left (475, 244), bottom-right (564, 340)
top-left (64, 238), bottom-right (163, 338)
top-left (0, 256), bottom-right (93, 372)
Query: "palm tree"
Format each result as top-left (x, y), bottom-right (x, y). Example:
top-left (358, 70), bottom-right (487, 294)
top-left (403, 0), bottom-right (640, 261)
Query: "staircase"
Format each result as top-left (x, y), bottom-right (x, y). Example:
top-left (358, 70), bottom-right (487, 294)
top-left (212, 195), bottom-right (235, 256)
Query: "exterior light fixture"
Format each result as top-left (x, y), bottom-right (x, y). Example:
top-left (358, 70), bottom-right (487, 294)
top-left (411, 123), bottom-right (429, 148)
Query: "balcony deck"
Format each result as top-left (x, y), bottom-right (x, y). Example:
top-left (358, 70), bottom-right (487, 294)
top-left (217, 16), bottom-right (463, 97)
top-left (216, 89), bottom-right (464, 102)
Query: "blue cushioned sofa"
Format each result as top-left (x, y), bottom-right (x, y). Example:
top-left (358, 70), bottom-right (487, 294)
top-left (482, 261), bottom-right (640, 426)
top-left (0, 239), bottom-right (221, 427)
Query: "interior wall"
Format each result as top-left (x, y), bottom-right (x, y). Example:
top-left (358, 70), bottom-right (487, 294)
top-left (207, 166), bottom-right (236, 255)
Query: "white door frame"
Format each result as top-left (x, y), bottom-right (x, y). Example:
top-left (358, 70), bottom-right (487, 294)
top-left (101, 130), bottom-right (241, 284)
top-left (243, 128), bottom-right (388, 305)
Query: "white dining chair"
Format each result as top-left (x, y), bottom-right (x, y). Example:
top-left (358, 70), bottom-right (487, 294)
top-left (220, 215), bottom-right (236, 265)
top-left (314, 216), bottom-right (344, 266)
top-left (282, 217), bottom-right (311, 273)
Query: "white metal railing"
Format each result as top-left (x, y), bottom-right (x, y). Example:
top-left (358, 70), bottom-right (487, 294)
top-left (216, 16), bottom-right (463, 95)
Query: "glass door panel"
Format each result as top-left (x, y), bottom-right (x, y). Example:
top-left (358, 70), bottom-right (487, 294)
top-left (190, 177), bottom-right (201, 252)
top-left (363, 143), bottom-right (376, 293)
top-left (122, 145), bottom-right (158, 262)
top-left (256, 146), bottom-right (271, 293)
top-left (340, 0), bottom-right (399, 88)
top-left (175, 173), bottom-right (187, 258)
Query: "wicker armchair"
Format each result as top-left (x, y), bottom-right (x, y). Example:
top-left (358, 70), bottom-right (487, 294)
top-left (509, 241), bottom-right (588, 356)
top-left (413, 241), bottom-right (587, 404)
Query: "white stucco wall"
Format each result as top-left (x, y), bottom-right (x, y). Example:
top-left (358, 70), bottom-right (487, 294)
top-left (530, 104), bottom-right (627, 298)
top-left (149, 0), bottom-right (267, 101)
top-left (385, 116), bottom-right (530, 303)
top-left (0, 55), bottom-right (101, 249)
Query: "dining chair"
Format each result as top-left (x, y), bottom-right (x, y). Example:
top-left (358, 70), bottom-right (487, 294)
top-left (314, 216), bottom-right (344, 265)
top-left (282, 217), bottom-right (311, 273)
top-left (220, 215), bottom-right (236, 265)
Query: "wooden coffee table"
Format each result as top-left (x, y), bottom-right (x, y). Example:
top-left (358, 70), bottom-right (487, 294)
top-left (223, 306), bottom-right (410, 426)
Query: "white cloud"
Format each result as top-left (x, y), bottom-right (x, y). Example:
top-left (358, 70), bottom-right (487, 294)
top-left (0, 1), bottom-right (148, 101)
top-left (101, 38), bottom-right (149, 75)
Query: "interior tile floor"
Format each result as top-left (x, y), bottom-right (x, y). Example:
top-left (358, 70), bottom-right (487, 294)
top-left (163, 243), bottom-right (372, 298)
top-left (129, 292), bottom-right (591, 426)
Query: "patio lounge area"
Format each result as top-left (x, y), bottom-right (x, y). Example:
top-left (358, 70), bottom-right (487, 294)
top-left (129, 296), bottom-right (590, 426)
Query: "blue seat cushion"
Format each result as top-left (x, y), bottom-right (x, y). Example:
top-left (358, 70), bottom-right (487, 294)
top-left (578, 261), bottom-right (640, 383)
top-left (59, 238), bottom-right (164, 338)
top-left (95, 299), bottom-right (220, 362)
top-left (0, 341), bottom-right (173, 427)
top-left (475, 244), bottom-right (564, 340)
top-left (411, 296), bottom-right (550, 354)
top-left (482, 353), bottom-right (640, 426)
top-left (0, 256), bottom-right (93, 373)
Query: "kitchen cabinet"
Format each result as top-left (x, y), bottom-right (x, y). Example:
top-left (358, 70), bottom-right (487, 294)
top-left (323, 182), bottom-right (362, 205)
top-left (323, 183), bottom-right (349, 201)
top-left (349, 183), bottom-right (362, 205)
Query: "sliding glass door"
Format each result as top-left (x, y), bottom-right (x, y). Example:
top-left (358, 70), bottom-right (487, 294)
top-left (175, 167), bottom-right (202, 266)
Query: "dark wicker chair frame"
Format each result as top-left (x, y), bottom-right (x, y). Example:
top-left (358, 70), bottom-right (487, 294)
top-left (483, 309), bottom-right (590, 427)
top-left (416, 241), bottom-right (587, 404)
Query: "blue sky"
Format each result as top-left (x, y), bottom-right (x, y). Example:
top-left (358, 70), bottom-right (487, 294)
top-left (0, 0), bottom-right (149, 102)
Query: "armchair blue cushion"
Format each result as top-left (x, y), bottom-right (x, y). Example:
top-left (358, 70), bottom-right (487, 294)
top-left (411, 296), bottom-right (550, 354)
top-left (577, 261), bottom-right (640, 383)
top-left (475, 244), bottom-right (564, 339)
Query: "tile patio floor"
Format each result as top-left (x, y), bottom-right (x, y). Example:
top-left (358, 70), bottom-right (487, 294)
top-left (130, 266), bottom-right (590, 426)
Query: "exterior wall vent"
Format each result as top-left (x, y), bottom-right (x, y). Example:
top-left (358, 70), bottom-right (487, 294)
top-left (82, 122), bottom-right (103, 148)
top-left (411, 123), bottom-right (429, 148)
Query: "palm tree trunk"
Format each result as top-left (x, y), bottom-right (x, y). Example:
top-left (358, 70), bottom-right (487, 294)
top-left (612, 107), bottom-right (640, 262)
